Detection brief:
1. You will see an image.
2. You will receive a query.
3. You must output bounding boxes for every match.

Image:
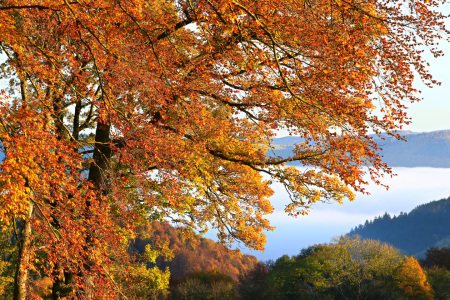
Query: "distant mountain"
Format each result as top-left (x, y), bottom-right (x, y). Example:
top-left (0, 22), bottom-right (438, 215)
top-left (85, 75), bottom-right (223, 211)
top-left (272, 130), bottom-right (450, 168)
top-left (349, 196), bottom-right (450, 256)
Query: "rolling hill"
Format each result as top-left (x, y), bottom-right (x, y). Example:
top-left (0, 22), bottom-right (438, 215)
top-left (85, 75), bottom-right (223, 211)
top-left (272, 129), bottom-right (450, 168)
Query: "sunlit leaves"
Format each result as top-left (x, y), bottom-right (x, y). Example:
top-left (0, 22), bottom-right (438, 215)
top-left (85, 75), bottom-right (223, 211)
top-left (0, 0), bottom-right (448, 298)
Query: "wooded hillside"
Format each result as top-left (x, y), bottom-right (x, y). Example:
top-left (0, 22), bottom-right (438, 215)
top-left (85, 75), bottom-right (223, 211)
top-left (350, 196), bottom-right (450, 256)
top-left (132, 221), bottom-right (258, 282)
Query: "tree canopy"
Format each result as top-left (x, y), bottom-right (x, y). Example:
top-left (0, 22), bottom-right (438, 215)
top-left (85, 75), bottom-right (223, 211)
top-left (0, 0), bottom-right (448, 298)
top-left (249, 236), bottom-right (433, 300)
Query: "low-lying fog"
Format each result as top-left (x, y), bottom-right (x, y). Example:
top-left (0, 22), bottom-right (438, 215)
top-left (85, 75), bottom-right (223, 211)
top-left (245, 167), bottom-right (450, 261)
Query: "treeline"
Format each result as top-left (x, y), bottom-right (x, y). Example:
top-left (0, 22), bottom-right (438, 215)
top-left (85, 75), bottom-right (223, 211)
top-left (350, 196), bottom-right (450, 255)
top-left (239, 236), bottom-right (434, 300)
top-left (4, 221), bottom-right (450, 299)
top-left (159, 236), bottom-right (450, 299)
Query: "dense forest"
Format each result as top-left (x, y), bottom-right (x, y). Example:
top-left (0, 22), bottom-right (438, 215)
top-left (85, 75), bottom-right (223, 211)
top-left (350, 196), bottom-right (450, 256)
top-left (131, 221), bottom-right (258, 282)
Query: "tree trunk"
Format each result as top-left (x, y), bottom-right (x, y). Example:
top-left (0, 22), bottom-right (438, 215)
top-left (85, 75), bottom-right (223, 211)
top-left (88, 120), bottom-right (112, 190)
top-left (79, 119), bottom-right (112, 299)
top-left (13, 202), bottom-right (34, 300)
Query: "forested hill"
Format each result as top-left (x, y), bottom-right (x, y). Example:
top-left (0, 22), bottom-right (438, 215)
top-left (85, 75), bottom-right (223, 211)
top-left (349, 196), bottom-right (450, 256)
top-left (273, 130), bottom-right (450, 167)
top-left (131, 221), bottom-right (258, 281)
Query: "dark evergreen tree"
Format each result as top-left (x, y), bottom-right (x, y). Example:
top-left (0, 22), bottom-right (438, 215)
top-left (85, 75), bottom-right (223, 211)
top-left (350, 197), bottom-right (450, 256)
top-left (420, 247), bottom-right (450, 270)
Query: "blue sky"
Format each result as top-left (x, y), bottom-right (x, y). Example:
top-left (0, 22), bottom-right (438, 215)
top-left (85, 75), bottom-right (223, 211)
top-left (404, 7), bottom-right (450, 133)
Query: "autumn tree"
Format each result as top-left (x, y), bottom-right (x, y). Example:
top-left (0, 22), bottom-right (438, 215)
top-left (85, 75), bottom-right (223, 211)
top-left (0, 0), bottom-right (448, 298)
top-left (395, 256), bottom-right (434, 300)
top-left (262, 236), bottom-right (433, 299)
